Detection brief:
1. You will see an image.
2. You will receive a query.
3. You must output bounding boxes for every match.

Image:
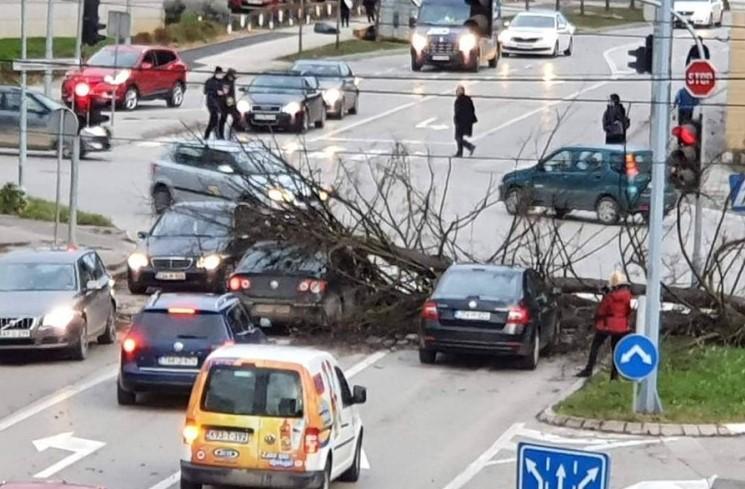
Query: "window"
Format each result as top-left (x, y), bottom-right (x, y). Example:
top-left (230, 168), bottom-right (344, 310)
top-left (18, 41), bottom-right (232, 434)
top-left (434, 268), bottom-right (522, 301)
top-left (172, 145), bottom-right (204, 166)
top-left (557, 14), bottom-right (567, 28)
top-left (0, 263), bottom-right (76, 291)
top-left (203, 149), bottom-right (237, 170)
top-left (25, 94), bottom-right (48, 114)
top-left (155, 50), bottom-right (176, 66)
top-left (542, 150), bottom-right (573, 173)
top-left (573, 151), bottom-right (604, 172)
top-left (142, 51), bottom-right (157, 66)
top-left (132, 311), bottom-right (229, 342)
top-left (335, 366), bottom-right (353, 406)
top-left (226, 304), bottom-right (253, 335)
top-left (94, 254), bottom-right (109, 281)
top-left (77, 257), bottom-right (95, 286)
top-left (82, 253), bottom-right (105, 281)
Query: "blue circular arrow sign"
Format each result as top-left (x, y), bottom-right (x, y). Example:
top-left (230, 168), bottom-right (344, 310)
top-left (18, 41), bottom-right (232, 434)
top-left (613, 334), bottom-right (659, 381)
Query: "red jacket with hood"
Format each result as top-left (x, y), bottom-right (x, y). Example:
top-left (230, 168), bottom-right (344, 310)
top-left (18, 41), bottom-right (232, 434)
top-left (595, 285), bottom-right (633, 334)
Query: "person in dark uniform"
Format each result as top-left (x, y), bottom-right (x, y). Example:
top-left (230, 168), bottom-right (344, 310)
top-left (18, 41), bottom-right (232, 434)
top-left (602, 93), bottom-right (629, 144)
top-left (686, 37), bottom-right (710, 66)
top-left (453, 85), bottom-right (477, 157)
top-left (363, 0), bottom-right (376, 23)
top-left (203, 66), bottom-right (224, 140)
top-left (340, 0), bottom-right (350, 27)
top-left (219, 68), bottom-right (243, 139)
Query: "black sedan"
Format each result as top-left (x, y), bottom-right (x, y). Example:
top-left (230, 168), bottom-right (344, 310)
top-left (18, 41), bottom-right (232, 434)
top-left (227, 242), bottom-right (359, 329)
top-left (291, 60), bottom-right (360, 118)
top-left (236, 74), bottom-right (326, 133)
top-left (0, 247), bottom-right (117, 360)
top-left (418, 264), bottom-right (560, 369)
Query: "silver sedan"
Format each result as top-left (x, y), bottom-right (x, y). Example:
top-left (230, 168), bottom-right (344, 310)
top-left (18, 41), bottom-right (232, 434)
top-left (291, 60), bottom-right (360, 118)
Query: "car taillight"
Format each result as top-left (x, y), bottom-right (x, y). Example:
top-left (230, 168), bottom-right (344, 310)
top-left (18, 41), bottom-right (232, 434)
top-left (507, 304), bottom-right (530, 325)
top-left (421, 300), bottom-right (438, 321)
top-left (304, 427), bottom-right (320, 454)
top-left (122, 337), bottom-right (137, 353)
top-left (298, 279), bottom-right (326, 294)
top-left (229, 276), bottom-right (251, 291)
top-left (183, 420), bottom-right (200, 444)
top-left (625, 154), bottom-right (639, 178)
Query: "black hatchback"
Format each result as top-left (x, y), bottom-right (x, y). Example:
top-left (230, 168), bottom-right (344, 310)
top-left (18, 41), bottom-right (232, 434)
top-left (418, 264), bottom-right (560, 369)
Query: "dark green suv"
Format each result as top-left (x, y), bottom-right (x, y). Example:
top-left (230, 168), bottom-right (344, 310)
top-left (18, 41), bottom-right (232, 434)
top-left (499, 145), bottom-right (678, 224)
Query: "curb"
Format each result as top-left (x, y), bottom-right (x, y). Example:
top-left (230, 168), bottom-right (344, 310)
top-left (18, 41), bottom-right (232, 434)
top-left (537, 384), bottom-right (745, 437)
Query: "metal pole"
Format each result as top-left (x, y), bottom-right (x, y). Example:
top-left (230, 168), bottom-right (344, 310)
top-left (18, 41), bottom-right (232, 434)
top-left (44, 0), bottom-right (55, 97)
top-left (54, 110), bottom-right (64, 246)
top-left (19, 0), bottom-right (28, 188)
top-left (126, 0), bottom-right (132, 44)
top-left (75, 0), bottom-right (84, 67)
top-left (68, 135), bottom-right (80, 247)
top-left (336, 0), bottom-right (341, 49)
top-left (299, 0), bottom-right (304, 53)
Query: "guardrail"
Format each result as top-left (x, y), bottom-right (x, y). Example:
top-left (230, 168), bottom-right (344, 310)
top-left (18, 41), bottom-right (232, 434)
top-left (226, 0), bottom-right (364, 33)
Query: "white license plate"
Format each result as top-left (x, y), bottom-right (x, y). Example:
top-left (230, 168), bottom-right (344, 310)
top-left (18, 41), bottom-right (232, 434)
top-left (254, 113), bottom-right (277, 121)
top-left (432, 55), bottom-right (449, 61)
top-left (155, 271), bottom-right (186, 281)
top-left (205, 429), bottom-right (250, 444)
top-left (0, 330), bottom-right (31, 338)
top-left (158, 356), bottom-right (198, 367)
top-left (454, 310), bottom-right (491, 321)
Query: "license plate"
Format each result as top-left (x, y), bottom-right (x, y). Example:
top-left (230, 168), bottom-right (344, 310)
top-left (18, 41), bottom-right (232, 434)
top-left (0, 330), bottom-right (31, 338)
top-left (254, 304), bottom-right (291, 316)
top-left (205, 429), bottom-right (250, 444)
top-left (432, 55), bottom-right (449, 61)
top-left (158, 356), bottom-right (198, 367)
top-left (254, 113), bottom-right (277, 121)
top-left (155, 271), bottom-right (186, 281)
top-left (454, 310), bottom-right (491, 321)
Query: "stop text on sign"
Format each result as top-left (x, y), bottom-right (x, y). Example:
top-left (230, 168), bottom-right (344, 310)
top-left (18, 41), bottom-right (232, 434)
top-left (687, 71), bottom-right (714, 86)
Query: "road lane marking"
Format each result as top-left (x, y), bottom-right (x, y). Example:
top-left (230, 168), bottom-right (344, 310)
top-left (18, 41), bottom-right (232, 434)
top-left (328, 137), bottom-right (452, 146)
top-left (33, 432), bottom-right (106, 478)
top-left (144, 350), bottom-right (388, 489)
top-left (441, 422), bottom-right (525, 489)
top-left (416, 117), bottom-right (449, 130)
top-left (0, 365), bottom-right (118, 432)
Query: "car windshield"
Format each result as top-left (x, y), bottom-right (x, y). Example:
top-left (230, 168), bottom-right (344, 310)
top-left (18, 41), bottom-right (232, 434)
top-left (294, 64), bottom-right (342, 78)
top-left (434, 268), bottom-right (522, 301)
top-left (233, 149), bottom-right (286, 174)
top-left (87, 48), bottom-right (141, 68)
top-left (418, 4), bottom-right (471, 25)
top-left (152, 209), bottom-right (233, 237)
top-left (131, 312), bottom-right (228, 341)
top-left (0, 263), bottom-right (77, 291)
top-left (249, 76), bottom-right (306, 94)
top-left (202, 365), bottom-right (304, 417)
top-left (238, 245), bottom-right (326, 275)
top-left (511, 15), bottom-right (556, 28)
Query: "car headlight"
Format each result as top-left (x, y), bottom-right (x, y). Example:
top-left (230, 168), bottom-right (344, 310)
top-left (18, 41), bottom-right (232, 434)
top-left (42, 306), bottom-right (77, 330)
top-left (412, 32), bottom-right (427, 52)
top-left (197, 254), bottom-right (222, 271)
top-left (127, 252), bottom-right (149, 271)
top-left (237, 99), bottom-right (251, 114)
top-left (282, 101), bottom-right (301, 114)
top-left (459, 33), bottom-right (478, 52)
top-left (104, 69), bottom-right (131, 86)
top-left (323, 88), bottom-right (341, 105)
top-left (268, 188), bottom-right (295, 203)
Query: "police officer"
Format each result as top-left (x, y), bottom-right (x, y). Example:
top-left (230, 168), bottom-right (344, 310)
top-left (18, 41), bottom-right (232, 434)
top-left (219, 68), bottom-right (242, 139)
top-left (203, 66), bottom-right (224, 140)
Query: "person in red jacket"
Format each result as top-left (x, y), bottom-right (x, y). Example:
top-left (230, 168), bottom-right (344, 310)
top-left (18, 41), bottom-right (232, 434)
top-left (576, 271), bottom-right (633, 379)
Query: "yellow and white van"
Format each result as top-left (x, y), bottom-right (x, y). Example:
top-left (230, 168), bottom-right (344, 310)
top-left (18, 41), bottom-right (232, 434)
top-left (180, 344), bottom-right (367, 489)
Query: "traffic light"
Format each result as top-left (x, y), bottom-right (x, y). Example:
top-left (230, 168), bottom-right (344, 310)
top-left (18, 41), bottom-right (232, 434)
top-left (82, 0), bottom-right (106, 46)
top-left (669, 120), bottom-right (701, 191)
top-left (627, 34), bottom-right (653, 74)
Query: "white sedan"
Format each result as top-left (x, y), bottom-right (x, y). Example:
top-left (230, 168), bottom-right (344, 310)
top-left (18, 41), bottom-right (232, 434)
top-left (674, 0), bottom-right (723, 27)
top-left (498, 11), bottom-right (576, 57)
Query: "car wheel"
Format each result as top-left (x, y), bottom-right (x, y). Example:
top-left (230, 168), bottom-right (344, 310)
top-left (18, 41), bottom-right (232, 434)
top-left (315, 107), bottom-right (326, 129)
top-left (504, 188), bottom-right (527, 215)
top-left (97, 303), bottom-right (117, 344)
top-left (518, 329), bottom-right (540, 370)
top-left (167, 82), bottom-right (185, 107)
top-left (180, 477), bottom-right (201, 489)
top-left (117, 381), bottom-right (136, 406)
top-left (152, 186), bottom-right (172, 214)
top-left (419, 348), bottom-right (437, 364)
top-left (349, 94), bottom-right (359, 115)
top-left (340, 431), bottom-right (363, 482)
top-left (564, 37), bottom-right (573, 56)
top-left (554, 207), bottom-right (569, 219)
top-left (542, 315), bottom-right (561, 354)
top-left (70, 321), bottom-right (88, 361)
top-left (552, 41), bottom-right (559, 57)
top-left (123, 87), bottom-right (139, 111)
top-left (319, 459), bottom-right (331, 489)
top-left (596, 196), bottom-right (620, 225)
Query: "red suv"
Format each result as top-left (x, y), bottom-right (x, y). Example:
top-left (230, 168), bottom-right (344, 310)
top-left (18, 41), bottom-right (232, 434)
top-left (61, 45), bottom-right (188, 114)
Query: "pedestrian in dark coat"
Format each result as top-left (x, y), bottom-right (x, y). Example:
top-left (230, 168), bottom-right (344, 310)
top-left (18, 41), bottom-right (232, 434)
top-left (218, 68), bottom-right (243, 139)
top-left (453, 85), bottom-right (477, 157)
top-left (204, 66), bottom-right (225, 140)
top-left (602, 93), bottom-right (629, 145)
top-left (340, 0), bottom-right (350, 27)
top-left (577, 271), bottom-right (633, 380)
top-left (685, 37), bottom-right (710, 66)
top-left (363, 0), bottom-right (376, 23)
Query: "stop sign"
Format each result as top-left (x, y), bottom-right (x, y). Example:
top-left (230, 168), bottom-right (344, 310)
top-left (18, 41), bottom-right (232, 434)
top-left (685, 60), bottom-right (716, 98)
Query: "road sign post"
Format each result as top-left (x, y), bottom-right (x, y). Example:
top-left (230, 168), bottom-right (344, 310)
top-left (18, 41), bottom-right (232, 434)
top-left (685, 60), bottom-right (716, 98)
top-left (517, 443), bottom-right (610, 489)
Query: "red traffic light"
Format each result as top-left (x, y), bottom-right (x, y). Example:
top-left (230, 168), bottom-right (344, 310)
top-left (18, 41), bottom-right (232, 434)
top-left (672, 124), bottom-right (698, 145)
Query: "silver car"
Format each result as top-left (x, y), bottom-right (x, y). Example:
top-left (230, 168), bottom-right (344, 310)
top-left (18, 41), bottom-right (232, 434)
top-left (149, 139), bottom-right (327, 213)
top-left (0, 85), bottom-right (111, 158)
top-left (291, 60), bottom-right (360, 118)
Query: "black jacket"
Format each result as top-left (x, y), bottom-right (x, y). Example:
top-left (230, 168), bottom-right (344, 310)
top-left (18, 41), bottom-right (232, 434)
top-left (602, 103), bottom-right (628, 137)
top-left (222, 77), bottom-right (237, 108)
top-left (204, 76), bottom-right (223, 110)
top-left (454, 94), bottom-right (477, 135)
top-left (686, 44), bottom-right (710, 66)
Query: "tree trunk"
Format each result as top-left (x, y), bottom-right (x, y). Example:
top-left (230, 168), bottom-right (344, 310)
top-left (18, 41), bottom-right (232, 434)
top-left (630, 0), bottom-right (635, 9)
top-left (555, 0), bottom-right (560, 11)
top-left (580, 0), bottom-right (585, 15)
top-left (605, 0), bottom-right (610, 11)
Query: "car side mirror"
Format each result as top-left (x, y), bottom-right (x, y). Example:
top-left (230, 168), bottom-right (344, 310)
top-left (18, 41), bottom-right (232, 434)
top-left (217, 164), bottom-right (235, 174)
top-left (503, 19), bottom-right (511, 27)
top-left (140, 62), bottom-right (153, 70)
top-left (409, 16), bottom-right (417, 28)
top-left (352, 385), bottom-right (367, 404)
top-left (136, 231), bottom-right (148, 239)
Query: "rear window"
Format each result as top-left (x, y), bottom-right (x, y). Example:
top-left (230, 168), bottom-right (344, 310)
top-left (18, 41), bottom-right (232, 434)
top-left (132, 311), bottom-right (229, 341)
top-left (201, 365), bottom-right (303, 417)
top-left (238, 246), bottom-right (326, 275)
top-left (610, 151), bottom-right (652, 174)
top-left (434, 268), bottom-right (522, 301)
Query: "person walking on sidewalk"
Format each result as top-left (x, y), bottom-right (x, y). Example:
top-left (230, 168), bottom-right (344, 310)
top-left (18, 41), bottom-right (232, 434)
top-left (674, 87), bottom-right (699, 124)
top-left (219, 68), bottom-right (243, 139)
top-left (340, 0), bottom-right (351, 27)
top-left (576, 270), bottom-right (633, 380)
top-left (453, 85), bottom-right (477, 157)
top-left (203, 66), bottom-right (225, 140)
top-left (602, 93), bottom-right (629, 144)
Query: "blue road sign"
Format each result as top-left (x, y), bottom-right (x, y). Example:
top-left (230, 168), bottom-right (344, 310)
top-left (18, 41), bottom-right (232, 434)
top-left (613, 334), bottom-right (659, 381)
top-left (729, 173), bottom-right (745, 212)
top-left (517, 443), bottom-right (610, 489)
